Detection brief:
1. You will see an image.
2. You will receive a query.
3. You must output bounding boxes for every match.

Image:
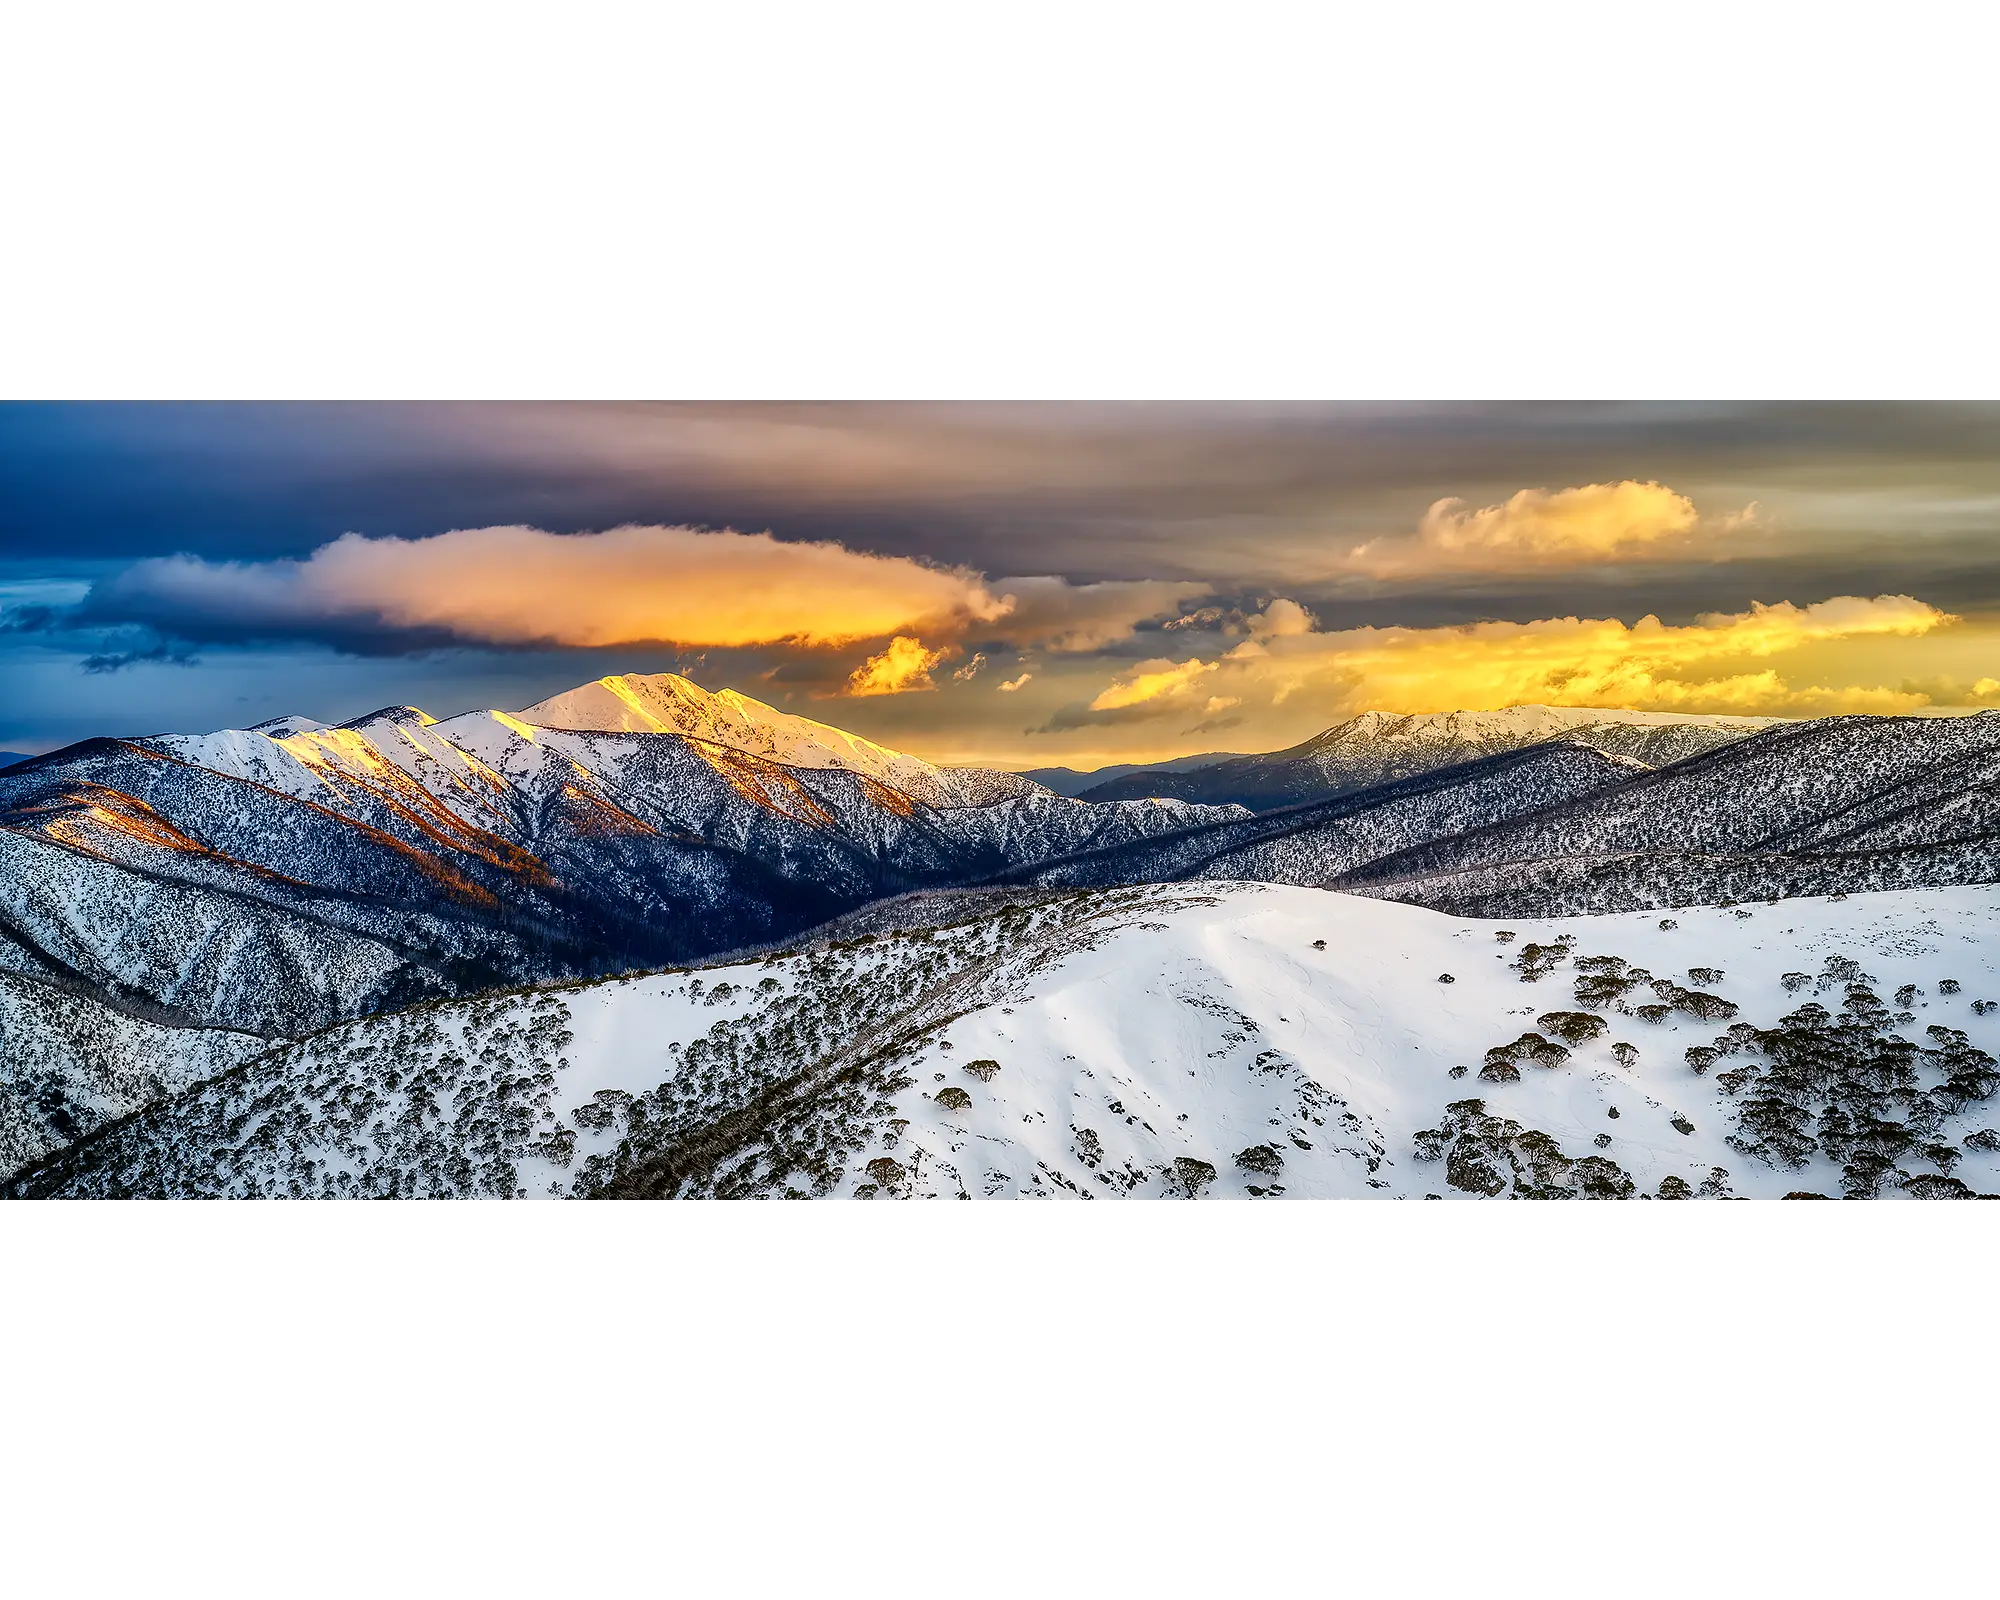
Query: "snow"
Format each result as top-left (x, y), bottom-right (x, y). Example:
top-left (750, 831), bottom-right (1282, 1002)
top-left (29, 880), bottom-right (2000, 1199)
top-left (518, 671), bottom-right (962, 791)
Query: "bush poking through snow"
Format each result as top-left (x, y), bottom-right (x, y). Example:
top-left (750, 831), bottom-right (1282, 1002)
top-left (1171, 1157), bottom-right (1217, 1197)
top-left (1235, 1144), bottom-right (1284, 1176)
top-left (962, 1058), bottom-right (1001, 1082)
top-left (934, 1086), bottom-right (973, 1111)
top-left (1536, 1011), bottom-right (1608, 1045)
top-left (1657, 1175), bottom-right (1693, 1199)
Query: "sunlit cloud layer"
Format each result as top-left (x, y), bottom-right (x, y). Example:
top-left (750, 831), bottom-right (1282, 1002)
top-left (11, 399), bottom-right (2000, 763)
top-left (1056, 593), bottom-right (1954, 729)
top-left (1343, 480), bottom-right (1760, 577)
top-left (844, 635), bottom-right (950, 697)
top-left (87, 525), bottom-right (1006, 650)
top-left (75, 525), bottom-right (1204, 668)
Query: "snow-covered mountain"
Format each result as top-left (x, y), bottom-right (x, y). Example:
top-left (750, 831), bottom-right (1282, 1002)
top-left (999, 741), bottom-right (1647, 892)
top-left (1018, 751), bottom-right (1245, 798)
top-left (0, 674), bottom-right (1241, 1041)
top-left (1339, 710), bottom-right (2000, 916)
top-left (18, 880), bottom-right (2000, 1199)
top-left (518, 672), bottom-right (1032, 806)
top-left (1080, 706), bottom-right (1772, 810)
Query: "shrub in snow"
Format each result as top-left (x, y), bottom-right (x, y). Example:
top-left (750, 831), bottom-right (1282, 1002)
top-left (1573, 1156), bottom-right (1636, 1199)
top-left (1657, 1175), bottom-right (1693, 1200)
top-left (1235, 1144), bottom-right (1284, 1176)
top-left (1939, 979), bottom-right (1962, 995)
top-left (1900, 1174), bottom-right (1974, 1200)
top-left (864, 1157), bottom-right (906, 1188)
top-left (1536, 1011), bottom-right (1607, 1045)
top-left (962, 1058), bottom-right (1001, 1081)
top-left (1171, 1157), bottom-right (1217, 1197)
top-left (934, 1086), bottom-right (973, 1111)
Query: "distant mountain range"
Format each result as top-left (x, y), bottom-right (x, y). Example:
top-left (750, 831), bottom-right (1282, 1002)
top-left (0, 753), bottom-right (29, 771)
top-left (1018, 751), bottom-right (1244, 798)
top-left (1076, 706), bottom-right (1773, 809)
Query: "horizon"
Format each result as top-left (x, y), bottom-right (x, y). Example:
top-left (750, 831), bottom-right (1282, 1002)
top-left (7, 401), bottom-right (2000, 765)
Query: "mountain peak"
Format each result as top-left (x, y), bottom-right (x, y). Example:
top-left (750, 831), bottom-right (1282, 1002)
top-left (514, 670), bottom-right (953, 790)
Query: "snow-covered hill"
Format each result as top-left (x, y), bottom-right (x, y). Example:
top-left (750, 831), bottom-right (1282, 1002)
top-left (1080, 705), bottom-right (1771, 809)
top-left (1340, 709), bottom-right (2000, 915)
top-left (1001, 742), bottom-right (1645, 891)
top-left (18, 881), bottom-right (2000, 1200)
top-left (0, 675), bottom-right (1242, 1039)
top-left (519, 671), bottom-right (1034, 805)
top-left (0, 971), bottom-right (265, 1175)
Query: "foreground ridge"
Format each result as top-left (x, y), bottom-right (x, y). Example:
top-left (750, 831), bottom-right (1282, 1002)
top-left (15, 881), bottom-right (2000, 1200)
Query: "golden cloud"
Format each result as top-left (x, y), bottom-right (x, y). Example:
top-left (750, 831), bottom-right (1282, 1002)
top-left (1346, 480), bottom-right (1760, 576)
top-left (91, 527), bottom-right (1201, 656)
top-left (844, 636), bottom-right (949, 697)
top-left (1066, 593), bottom-right (1954, 724)
top-left (1087, 657), bottom-right (1218, 712)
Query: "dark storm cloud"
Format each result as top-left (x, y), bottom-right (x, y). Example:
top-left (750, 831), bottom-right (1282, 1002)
top-left (8, 403), bottom-right (2000, 597)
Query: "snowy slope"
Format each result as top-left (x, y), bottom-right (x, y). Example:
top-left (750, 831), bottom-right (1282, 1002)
top-left (21, 881), bottom-right (2000, 1199)
top-left (0, 971), bottom-right (266, 1175)
top-left (1004, 742), bottom-right (1644, 891)
top-left (518, 672), bottom-right (1034, 805)
top-left (1080, 705), bottom-right (1769, 808)
top-left (1342, 709), bottom-right (2000, 915)
top-left (0, 677), bottom-right (1243, 1037)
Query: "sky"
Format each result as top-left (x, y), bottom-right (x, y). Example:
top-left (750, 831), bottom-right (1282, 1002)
top-left (5, 401), bottom-right (2000, 768)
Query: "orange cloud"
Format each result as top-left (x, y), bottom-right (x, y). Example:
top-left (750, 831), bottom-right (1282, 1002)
top-left (92, 525), bottom-right (1205, 658)
top-left (844, 636), bottom-right (949, 696)
top-left (1346, 480), bottom-right (1760, 576)
top-left (1063, 594), bottom-right (1953, 724)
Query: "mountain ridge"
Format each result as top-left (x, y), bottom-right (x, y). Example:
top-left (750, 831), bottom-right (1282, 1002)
top-left (1079, 704), bottom-right (1774, 810)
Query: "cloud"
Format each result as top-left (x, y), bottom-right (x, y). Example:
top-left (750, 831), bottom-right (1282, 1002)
top-left (1345, 481), bottom-right (1760, 576)
top-left (85, 525), bottom-right (1009, 652)
top-left (844, 636), bottom-right (949, 697)
top-left (1051, 593), bottom-right (1954, 725)
top-left (1087, 657), bottom-right (1218, 713)
top-left (76, 526), bottom-right (1205, 661)
top-left (1244, 596), bottom-right (1316, 638)
top-left (80, 641), bottom-right (201, 674)
top-left (976, 576), bottom-right (1210, 653)
top-left (996, 672), bottom-right (1033, 692)
top-left (951, 651), bottom-right (987, 682)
